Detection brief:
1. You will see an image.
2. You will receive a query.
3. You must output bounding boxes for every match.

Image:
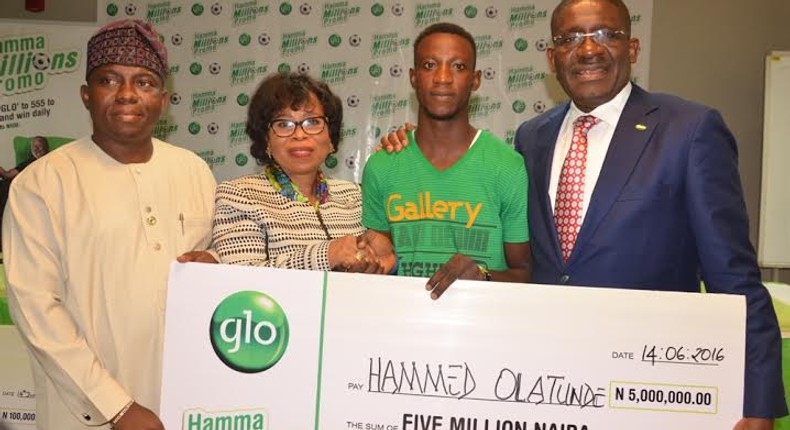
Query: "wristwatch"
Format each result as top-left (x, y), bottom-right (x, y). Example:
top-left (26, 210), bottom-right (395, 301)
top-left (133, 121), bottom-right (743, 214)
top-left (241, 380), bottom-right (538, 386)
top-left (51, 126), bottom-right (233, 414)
top-left (477, 265), bottom-right (492, 281)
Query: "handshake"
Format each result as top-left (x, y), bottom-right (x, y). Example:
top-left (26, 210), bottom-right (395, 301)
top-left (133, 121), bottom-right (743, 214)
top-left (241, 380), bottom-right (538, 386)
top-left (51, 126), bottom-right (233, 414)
top-left (328, 230), bottom-right (396, 274)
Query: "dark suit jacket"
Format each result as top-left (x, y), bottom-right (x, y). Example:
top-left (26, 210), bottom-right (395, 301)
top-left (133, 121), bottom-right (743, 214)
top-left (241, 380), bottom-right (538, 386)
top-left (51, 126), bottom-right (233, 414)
top-left (514, 84), bottom-right (786, 417)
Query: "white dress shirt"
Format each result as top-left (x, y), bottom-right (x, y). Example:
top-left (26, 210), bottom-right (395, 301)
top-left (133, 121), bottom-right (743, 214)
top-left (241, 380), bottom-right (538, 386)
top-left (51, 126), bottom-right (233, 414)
top-left (549, 82), bottom-right (633, 223)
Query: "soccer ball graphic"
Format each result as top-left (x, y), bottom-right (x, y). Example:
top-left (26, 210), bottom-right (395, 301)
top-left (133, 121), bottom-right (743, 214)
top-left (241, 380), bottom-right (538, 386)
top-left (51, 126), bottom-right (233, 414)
top-left (483, 68), bottom-right (496, 80)
top-left (170, 34), bottom-right (183, 46)
top-left (31, 52), bottom-right (50, 71)
top-left (344, 155), bottom-right (357, 169)
top-left (349, 34), bottom-right (362, 47)
top-left (207, 122), bottom-right (220, 135)
top-left (208, 62), bottom-right (221, 75)
top-left (300, 3), bottom-right (312, 15)
top-left (346, 95), bottom-right (359, 107)
top-left (297, 63), bottom-right (310, 74)
top-left (535, 39), bottom-right (549, 52)
top-left (258, 33), bottom-right (271, 46)
top-left (125, 3), bottom-right (136, 16)
top-left (389, 64), bottom-right (403, 77)
top-left (169, 93), bottom-right (182, 105)
top-left (210, 3), bottom-right (222, 15)
top-left (391, 4), bottom-right (403, 16)
top-left (533, 100), bottom-right (546, 113)
top-left (485, 6), bottom-right (498, 18)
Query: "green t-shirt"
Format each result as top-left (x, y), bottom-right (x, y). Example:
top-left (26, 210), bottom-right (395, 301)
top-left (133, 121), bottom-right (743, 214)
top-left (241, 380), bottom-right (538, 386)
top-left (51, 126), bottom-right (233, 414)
top-left (362, 129), bottom-right (529, 277)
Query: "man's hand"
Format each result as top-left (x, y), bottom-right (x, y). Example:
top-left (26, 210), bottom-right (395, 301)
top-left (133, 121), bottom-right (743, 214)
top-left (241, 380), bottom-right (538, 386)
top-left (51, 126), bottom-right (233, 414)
top-left (112, 402), bottom-right (164, 430)
top-left (377, 122), bottom-right (415, 153)
top-left (426, 253), bottom-right (482, 300)
top-left (733, 417), bottom-right (773, 430)
top-left (357, 230), bottom-right (396, 273)
top-left (329, 236), bottom-right (385, 273)
top-left (176, 250), bottom-right (218, 263)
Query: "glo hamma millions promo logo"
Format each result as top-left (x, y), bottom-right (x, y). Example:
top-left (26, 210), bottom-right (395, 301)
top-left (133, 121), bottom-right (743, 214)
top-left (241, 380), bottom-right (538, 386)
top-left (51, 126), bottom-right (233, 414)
top-left (209, 291), bottom-right (290, 373)
top-left (0, 34), bottom-right (80, 95)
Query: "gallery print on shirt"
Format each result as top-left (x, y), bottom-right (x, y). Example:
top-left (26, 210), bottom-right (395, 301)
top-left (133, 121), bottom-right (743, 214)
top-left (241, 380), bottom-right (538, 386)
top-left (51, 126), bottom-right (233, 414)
top-left (513, 0), bottom-right (786, 428)
top-left (2, 19), bottom-right (217, 430)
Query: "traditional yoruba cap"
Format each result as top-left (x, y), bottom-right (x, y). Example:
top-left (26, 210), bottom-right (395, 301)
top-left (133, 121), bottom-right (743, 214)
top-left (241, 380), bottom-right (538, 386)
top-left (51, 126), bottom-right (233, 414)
top-left (85, 19), bottom-right (168, 81)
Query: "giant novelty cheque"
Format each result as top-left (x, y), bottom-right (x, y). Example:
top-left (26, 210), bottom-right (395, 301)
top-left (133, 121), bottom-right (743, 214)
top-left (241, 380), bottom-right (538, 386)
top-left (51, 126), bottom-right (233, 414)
top-left (161, 263), bottom-right (745, 430)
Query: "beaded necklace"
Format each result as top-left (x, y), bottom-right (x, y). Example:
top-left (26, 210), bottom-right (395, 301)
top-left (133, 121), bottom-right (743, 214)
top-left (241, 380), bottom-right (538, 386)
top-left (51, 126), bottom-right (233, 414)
top-left (264, 163), bottom-right (329, 208)
top-left (264, 163), bottom-right (332, 241)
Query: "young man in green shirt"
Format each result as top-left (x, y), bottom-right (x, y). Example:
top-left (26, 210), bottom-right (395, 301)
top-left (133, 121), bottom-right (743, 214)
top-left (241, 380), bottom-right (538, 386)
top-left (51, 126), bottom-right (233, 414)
top-left (362, 22), bottom-right (531, 299)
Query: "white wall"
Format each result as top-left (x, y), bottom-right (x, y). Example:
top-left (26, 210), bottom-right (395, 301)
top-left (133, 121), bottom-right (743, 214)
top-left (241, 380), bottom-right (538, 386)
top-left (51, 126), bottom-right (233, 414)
top-left (649, 0), bottom-right (790, 281)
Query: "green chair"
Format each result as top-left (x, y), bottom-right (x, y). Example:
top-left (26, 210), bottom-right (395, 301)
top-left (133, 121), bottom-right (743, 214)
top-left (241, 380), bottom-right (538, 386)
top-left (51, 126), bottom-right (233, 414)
top-left (767, 282), bottom-right (790, 430)
top-left (0, 261), bottom-right (11, 325)
top-left (779, 339), bottom-right (790, 430)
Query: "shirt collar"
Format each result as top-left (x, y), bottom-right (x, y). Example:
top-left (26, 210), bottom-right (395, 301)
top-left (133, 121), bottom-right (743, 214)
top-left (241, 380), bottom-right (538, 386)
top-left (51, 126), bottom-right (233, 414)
top-left (567, 82), bottom-right (632, 126)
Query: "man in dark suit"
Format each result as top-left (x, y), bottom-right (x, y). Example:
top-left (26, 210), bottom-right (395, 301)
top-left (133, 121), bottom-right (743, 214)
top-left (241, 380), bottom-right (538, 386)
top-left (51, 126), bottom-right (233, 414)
top-left (514, 0), bottom-right (786, 428)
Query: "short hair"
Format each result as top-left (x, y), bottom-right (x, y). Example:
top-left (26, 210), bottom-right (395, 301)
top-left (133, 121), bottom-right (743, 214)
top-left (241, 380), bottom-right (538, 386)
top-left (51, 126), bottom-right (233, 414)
top-left (550, 0), bottom-right (632, 36)
top-left (246, 72), bottom-right (343, 166)
top-left (31, 136), bottom-right (49, 146)
top-left (413, 22), bottom-right (477, 68)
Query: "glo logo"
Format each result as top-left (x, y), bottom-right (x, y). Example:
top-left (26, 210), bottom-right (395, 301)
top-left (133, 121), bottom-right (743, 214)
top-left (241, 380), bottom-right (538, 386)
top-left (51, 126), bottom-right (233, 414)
top-left (209, 291), bottom-right (290, 373)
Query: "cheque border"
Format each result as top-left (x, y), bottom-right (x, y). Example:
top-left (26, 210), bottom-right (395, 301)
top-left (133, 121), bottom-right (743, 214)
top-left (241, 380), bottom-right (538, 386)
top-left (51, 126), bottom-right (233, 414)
top-left (313, 271), bottom-right (329, 429)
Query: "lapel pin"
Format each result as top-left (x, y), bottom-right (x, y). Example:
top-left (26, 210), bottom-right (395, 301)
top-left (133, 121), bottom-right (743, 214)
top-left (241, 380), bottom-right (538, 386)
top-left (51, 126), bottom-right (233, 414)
top-left (635, 124), bottom-right (647, 131)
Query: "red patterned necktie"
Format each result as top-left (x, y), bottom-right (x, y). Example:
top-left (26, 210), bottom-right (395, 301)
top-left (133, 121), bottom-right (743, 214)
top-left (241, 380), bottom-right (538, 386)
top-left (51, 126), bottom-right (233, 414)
top-left (554, 114), bottom-right (599, 262)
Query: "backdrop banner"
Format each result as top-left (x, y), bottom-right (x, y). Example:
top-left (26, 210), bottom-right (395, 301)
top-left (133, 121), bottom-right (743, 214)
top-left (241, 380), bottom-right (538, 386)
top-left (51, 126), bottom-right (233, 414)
top-left (0, 22), bottom-right (93, 168)
top-left (92, 0), bottom-right (653, 183)
top-left (0, 326), bottom-right (37, 429)
top-left (1, 1), bottom-right (653, 182)
top-left (161, 263), bottom-right (745, 430)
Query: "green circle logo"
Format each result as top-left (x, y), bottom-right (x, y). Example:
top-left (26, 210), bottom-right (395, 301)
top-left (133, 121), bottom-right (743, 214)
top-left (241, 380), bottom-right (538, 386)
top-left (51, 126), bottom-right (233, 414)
top-left (464, 5), bottom-right (477, 18)
top-left (188, 122), bottom-right (201, 135)
top-left (514, 38), bottom-right (529, 52)
top-left (369, 64), bottom-right (382, 78)
top-left (209, 291), bottom-right (290, 373)
top-left (237, 93), bottom-right (250, 106)
top-left (239, 33), bottom-right (251, 46)
top-left (328, 34), bottom-right (342, 47)
top-left (374, 126), bottom-right (381, 138)
top-left (236, 153), bottom-right (249, 166)
top-left (278, 63), bottom-right (291, 73)
top-left (325, 153), bottom-right (338, 168)
top-left (279, 2), bottom-right (293, 15)
top-left (190, 62), bottom-right (203, 75)
top-left (192, 3), bottom-right (205, 16)
top-left (512, 100), bottom-right (526, 113)
top-left (371, 3), bottom-right (384, 16)
top-left (106, 3), bottom-right (119, 16)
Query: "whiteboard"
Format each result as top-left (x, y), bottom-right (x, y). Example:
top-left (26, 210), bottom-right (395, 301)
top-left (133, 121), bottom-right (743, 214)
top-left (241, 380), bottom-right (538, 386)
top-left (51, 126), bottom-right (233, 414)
top-left (759, 52), bottom-right (790, 267)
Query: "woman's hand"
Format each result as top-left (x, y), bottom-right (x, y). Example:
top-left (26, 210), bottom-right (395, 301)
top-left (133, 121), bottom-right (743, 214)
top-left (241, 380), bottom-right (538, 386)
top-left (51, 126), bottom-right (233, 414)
top-left (328, 233), bottom-right (393, 274)
top-left (357, 230), bottom-right (396, 273)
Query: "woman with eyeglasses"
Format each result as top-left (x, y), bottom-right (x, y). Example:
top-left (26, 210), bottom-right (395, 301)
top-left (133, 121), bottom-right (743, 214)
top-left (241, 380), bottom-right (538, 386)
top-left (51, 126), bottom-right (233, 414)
top-left (212, 72), bottom-right (394, 273)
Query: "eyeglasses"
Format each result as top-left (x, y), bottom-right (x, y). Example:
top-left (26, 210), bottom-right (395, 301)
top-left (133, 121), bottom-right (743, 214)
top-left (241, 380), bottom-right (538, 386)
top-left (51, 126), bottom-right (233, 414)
top-left (269, 116), bottom-right (328, 137)
top-left (552, 29), bottom-right (628, 49)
